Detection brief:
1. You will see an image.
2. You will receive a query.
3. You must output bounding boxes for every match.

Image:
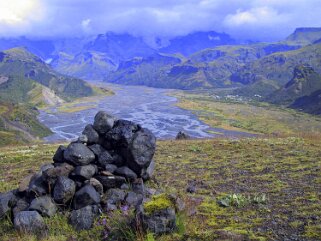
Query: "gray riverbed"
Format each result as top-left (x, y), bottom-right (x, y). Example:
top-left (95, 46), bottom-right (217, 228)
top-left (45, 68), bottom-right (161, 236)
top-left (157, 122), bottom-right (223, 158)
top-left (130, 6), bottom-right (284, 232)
top-left (38, 83), bottom-right (252, 142)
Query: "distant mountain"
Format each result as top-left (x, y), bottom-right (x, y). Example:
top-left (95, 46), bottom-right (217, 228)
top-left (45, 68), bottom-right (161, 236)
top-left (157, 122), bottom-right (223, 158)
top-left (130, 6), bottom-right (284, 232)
top-left (267, 65), bottom-right (321, 105)
top-left (160, 31), bottom-right (236, 56)
top-left (231, 42), bottom-right (321, 87)
top-left (51, 51), bottom-right (117, 80)
top-left (0, 47), bottom-right (93, 101)
top-left (286, 27), bottom-right (321, 45)
top-left (83, 32), bottom-right (156, 61)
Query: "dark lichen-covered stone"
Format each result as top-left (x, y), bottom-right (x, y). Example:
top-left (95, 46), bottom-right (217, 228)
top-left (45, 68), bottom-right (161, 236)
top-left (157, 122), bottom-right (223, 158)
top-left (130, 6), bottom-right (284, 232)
top-left (82, 124), bottom-right (100, 144)
top-left (0, 191), bottom-right (17, 219)
top-left (73, 185), bottom-right (100, 210)
top-left (124, 128), bottom-right (156, 174)
top-left (53, 176), bottom-right (76, 204)
top-left (53, 145), bottom-right (66, 163)
top-left (69, 205), bottom-right (100, 231)
top-left (105, 119), bottom-right (140, 148)
top-left (104, 188), bottom-right (126, 205)
top-left (64, 143), bottom-right (95, 166)
top-left (73, 165), bottom-right (97, 180)
top-left (95, 175), bottom-right (127, 190)
top-left (93, 111), bottom-right (115, 134)
top-left (114, 166), bottom-right (137, 181)
top-left (29, 196), bottom-right (57, 217)
top-left (14, 211), bottom-right (47, 234)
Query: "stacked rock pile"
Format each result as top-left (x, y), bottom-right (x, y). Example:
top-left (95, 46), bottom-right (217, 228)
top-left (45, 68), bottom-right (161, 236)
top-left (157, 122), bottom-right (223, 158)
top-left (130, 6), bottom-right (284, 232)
top-left (0, 111), bottom-right (177, 236)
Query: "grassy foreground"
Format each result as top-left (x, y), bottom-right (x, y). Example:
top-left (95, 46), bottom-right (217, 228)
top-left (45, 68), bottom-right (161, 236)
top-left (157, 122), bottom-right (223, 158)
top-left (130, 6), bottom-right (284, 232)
top-left (0, 137), bottom-right (320, 240)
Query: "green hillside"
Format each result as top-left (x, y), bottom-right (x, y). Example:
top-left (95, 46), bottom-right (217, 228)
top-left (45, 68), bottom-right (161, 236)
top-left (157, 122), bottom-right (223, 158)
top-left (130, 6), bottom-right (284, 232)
top-left (232, 42), bottom-right (321, 87)
top-left (267, 65), bottom-right (321, 105)
top-left (0, 47), bottom-right (94, 100)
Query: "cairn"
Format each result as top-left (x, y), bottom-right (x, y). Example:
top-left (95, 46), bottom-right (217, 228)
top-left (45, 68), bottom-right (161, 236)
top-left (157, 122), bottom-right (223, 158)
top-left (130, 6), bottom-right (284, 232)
top-left (0, 111), bottom-right (177, 236)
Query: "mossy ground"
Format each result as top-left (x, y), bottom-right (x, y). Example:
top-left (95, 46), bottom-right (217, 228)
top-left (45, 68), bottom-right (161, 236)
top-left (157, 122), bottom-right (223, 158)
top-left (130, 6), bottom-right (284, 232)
top-left (0, 136), bottom-right (320, 240)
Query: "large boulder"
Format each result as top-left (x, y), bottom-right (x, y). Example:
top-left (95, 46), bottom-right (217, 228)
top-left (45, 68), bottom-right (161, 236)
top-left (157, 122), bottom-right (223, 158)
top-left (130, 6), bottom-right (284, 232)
top-left (43, 163), bottom-right (74, 185)
top-left (114, 166), bottom-right (137, 181)
top-left (53, 145), bottom-right (66, 163)
top-left (28, 172), bottom-right (48, 197)
top-left (73, 185), bottom-right (101, 210)
top-left (98, 150), bottom-right (114, 166)
top-left (14, 211), bottom-right (47, 234)
top-left (104, 188), bottom-right (126, 205)
top-left (93, 111), bottom-right (115, 134)
top-left (141, 159), bottom-right (155, 181)
top-left (95, 175), bottom-right (126, 191)
top-left (142, 208), bottom-right (176, 234)
top-left (29, 196), bottom-right (57, 217)
top-left (13, 199), bottom-right (30, 217)
top-left (69, 205), bottom-right (100, 230)
top-left (73, 165), bottom-right (97, 180)
top-left (0, 191), bottom-right (17, 219)
top-left (64, 143), bottom-right (95, 166)
top-left (105, 119), bottom-right (140, 147)
top-left (124, 128), bottom-right (156, 174)
top-left (53, 176), bottom-right (76, 204)
top-left (82, 124), bottom-right (100, 144)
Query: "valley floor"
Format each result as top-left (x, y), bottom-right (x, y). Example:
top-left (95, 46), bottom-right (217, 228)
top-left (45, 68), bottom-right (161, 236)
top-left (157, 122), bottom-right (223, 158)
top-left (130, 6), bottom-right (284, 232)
top-left (173, 90), bottom-right (321, 136)
top-left (0, 137), bottom-right (320, 240)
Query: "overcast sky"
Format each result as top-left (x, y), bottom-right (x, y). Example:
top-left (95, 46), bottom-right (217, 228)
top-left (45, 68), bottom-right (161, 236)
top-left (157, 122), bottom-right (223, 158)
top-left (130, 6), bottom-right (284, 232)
top-left (0, 0), bottom-right (321, 41)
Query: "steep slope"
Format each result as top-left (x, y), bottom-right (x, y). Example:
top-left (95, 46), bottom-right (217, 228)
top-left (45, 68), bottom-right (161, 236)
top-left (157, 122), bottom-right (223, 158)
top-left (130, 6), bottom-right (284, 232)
top-left (0, 47), bottom-right (93, 100)
top-left (290, 89), bottom-right (321, 115)
top-left (231, 42), bottom-right (321, 87)
top-left (267, 65), bottom-right (321, 105)
top-left (286, 27), bottom-right (321, 45)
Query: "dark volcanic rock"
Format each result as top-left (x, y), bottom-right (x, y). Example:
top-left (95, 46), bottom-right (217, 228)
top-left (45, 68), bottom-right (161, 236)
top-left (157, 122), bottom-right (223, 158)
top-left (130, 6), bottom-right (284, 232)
top-left (105, 119), bottom-right (140, 147)
top-left (98, 150), bottom-right (114, 166)
top-left (115, 166), bottom-right (137, 181)
top-left (73, 185), bottom-right (101, 210)
top-left (175, 131), bottom-right (190, 140)
top-left (53, 176), bottom-right (76, 204)
top-left (125, 191), bottom-right (143, 207)
top-left (69, 205), bottom-right (100, 230)
top-left (43, 163), bottom-right (74, 185)
top-left (125, 128), bottom-right (156, 174)
top-left (88, 144), bottom-right (105, 157)
top-left (105, 188), bottom-right (126, 205)
top-left (93, 111), bottom-right (115, 134)
top-left (141, 159), bottom-right (155, 181)
top-left (14, 211), bottom-right (47, 234)
top-left (73, 165), bottom-right (97, 180)
top-left (12, 199), bottom-right (29, 217)
top-left (143, 208), bottom-right (176, 234)
top-left (53, 145), bottom-right (66, 163)
top-left (82, 124), bottom-right (100, 144)
top-left (28, 173), bottom-right (48, 197)
top-left (95, 175), bottom-right (127, 190)
top-left (105, 164), bottom-right (117, 173)
top-left (29, 196), bottom-right (57, 217)
top-left (132, 178), bottom-right (145, 195)
top-left (64, 143), bottom-right (95, 166)
top-left (0, 191), bottom-right (17, 219)
top-left (88, 178), bottom-right (104, 195)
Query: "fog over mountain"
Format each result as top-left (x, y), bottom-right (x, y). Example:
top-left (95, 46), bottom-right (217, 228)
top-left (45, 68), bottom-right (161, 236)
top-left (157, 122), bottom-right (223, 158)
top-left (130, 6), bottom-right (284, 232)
top-left (1, 0), bottom-right (321, 41)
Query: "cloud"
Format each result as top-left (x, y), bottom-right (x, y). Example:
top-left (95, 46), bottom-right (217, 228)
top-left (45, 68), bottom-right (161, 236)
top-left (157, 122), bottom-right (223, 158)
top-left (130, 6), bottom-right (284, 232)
top-left (0, 0), bottom-right (320, 41)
